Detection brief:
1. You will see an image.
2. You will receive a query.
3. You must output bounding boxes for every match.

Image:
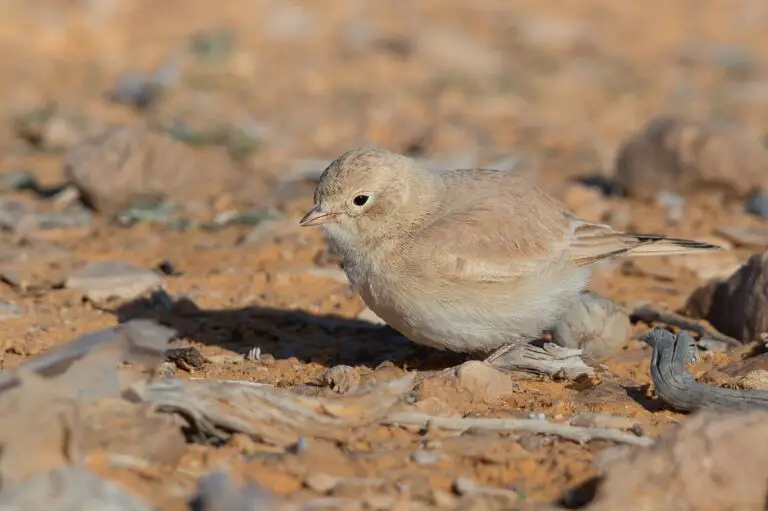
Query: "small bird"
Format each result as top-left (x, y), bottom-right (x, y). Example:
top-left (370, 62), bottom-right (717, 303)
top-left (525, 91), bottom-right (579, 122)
top-left (299, 147), bottom-right (722, 360)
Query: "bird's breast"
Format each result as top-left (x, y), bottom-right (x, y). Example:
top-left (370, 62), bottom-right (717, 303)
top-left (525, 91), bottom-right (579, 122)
top-left (340, 255), bottom-right (369, 294)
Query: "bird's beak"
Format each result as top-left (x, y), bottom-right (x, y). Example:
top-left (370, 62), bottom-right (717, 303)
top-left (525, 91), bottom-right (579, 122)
top-left (299, 204), bottom-right (337, 227)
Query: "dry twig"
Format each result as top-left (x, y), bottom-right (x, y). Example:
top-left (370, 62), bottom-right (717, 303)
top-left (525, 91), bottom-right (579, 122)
top-left (382, 412), bottom-right (652, 446)
top-left (632, 306), bottom-right (740, 347)
top-left (138, 374), bottom-right (416, 446)
top-left (648, 328), bottom-right (768, 412)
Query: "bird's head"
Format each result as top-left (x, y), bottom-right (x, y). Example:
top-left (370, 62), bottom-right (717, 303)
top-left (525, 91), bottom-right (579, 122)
top-left (299, 147), bottom-right (435, 251)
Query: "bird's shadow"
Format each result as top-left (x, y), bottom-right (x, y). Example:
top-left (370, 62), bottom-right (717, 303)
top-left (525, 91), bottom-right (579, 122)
top-left (115, 292), bottom-right (466, 370)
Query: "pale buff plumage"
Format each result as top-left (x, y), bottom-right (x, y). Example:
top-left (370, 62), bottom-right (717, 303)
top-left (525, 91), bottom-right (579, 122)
top-left (299, 147), bottom-right (722, 354)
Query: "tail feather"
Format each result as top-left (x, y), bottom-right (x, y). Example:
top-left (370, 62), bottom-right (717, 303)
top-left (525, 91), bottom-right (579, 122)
top-left (622, 234), bottom-right (724, 257)
top-left (569, 221), bottom-right (725, 267)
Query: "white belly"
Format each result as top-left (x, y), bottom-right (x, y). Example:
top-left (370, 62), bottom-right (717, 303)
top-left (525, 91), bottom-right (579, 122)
top-left (358, 266), bottom-right (592, 354)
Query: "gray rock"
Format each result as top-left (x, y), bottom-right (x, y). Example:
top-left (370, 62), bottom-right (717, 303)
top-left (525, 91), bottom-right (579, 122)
top-left (0, 200), bottom-right (92, 234)
top-left (745, 190), bottom-right (768, 218)
top-left (615, 116), bottom-right (768, 200)
top-left (655, 191), bottom-right (685, 224)
top-left (190, 471), bottom-right (279, 511)
top-left (0, 466), bottom-right (152, 511)
top-left (65, 261), bottom-right (162, 303)
top-left (552, 292), bottom-right (630, 358)
top-left (33, 206), bottom-right (93, 230)
top-left (682, 250), bottom-right (768, 342)
top-left (64, 125), bottom-right (238, 214)
top-left (0, 170), bottom-right (37, 193)
top-left (107, 55), bottom-right (181, 111)
top-left (0, 303), bottom-right (21, 320)
top-left (0, 200), bottom-right (29, 230)
top-left (410, 450), bottom-right (443, 465)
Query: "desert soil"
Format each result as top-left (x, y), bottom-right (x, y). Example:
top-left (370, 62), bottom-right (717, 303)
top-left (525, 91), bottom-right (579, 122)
top-left (0, 0), bottom-right (767, 509)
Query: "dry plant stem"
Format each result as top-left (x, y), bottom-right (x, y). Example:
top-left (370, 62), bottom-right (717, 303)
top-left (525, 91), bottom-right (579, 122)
top-left (648, 328), bottom-right (768, 412)
top-left (383, 412), bottom-right (653, 446)
top-left (139, 375), bottom-right (416, 446)
top-left (632, 306), bottom-right (740, 347)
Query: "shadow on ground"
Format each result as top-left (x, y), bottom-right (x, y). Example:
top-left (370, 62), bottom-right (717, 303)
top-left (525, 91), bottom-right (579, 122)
top-left (115, 292), bottom-right (467, 370)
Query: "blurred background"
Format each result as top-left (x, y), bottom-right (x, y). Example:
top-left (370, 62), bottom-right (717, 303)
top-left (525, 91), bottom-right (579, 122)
top-left (1, 2), bottom-right (768, 508)
top-left (4, 0), bottom-right (768, 198)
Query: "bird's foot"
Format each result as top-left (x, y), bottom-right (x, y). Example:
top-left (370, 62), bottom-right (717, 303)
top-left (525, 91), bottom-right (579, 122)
top-left (483, 340), bottom-right (595, 379)
top-left (482, 339), bottom-right (537, 366)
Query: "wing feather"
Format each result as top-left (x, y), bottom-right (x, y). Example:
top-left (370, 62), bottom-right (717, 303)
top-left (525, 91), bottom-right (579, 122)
top-left (404, 170), bottom-right (722, 284)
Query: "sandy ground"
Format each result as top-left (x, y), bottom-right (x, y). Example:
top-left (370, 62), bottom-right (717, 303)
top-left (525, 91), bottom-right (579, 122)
top-left (0, 0), bottom-right (767, 509)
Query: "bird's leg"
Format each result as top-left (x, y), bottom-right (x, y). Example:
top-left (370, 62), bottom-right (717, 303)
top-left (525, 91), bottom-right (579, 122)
top-left (483, 338), bottom-right (594, 379)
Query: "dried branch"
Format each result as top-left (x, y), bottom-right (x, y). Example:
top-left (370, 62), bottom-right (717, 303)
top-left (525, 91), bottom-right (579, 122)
top-left (138, 374), bottom-right (416, 446)
top-left (632, 306), bottom-right (740, 347)
top-left (648, 328), bottom-right (768, 412)
top-left (382, 412), bottom-right (652, 446)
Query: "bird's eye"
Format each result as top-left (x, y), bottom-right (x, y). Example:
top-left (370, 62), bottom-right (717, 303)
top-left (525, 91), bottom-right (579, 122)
top-left (353, 195), bottom-right (369, 206)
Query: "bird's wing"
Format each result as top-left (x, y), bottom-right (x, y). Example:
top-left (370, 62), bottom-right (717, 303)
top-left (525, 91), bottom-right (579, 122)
top-left (408, 190), bottom-right (721, 284)
top-left (408, 193), bottom-right (573, 284)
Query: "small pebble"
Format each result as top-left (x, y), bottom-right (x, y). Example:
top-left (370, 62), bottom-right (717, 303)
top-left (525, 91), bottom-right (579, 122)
top-left (0, 200), bottom-right (29, 230)
top-left (696, 337), bottom-right (729, 352)
top-left (655, 191), bottom-right (685, 224)
top-left (453, 477), bottom-right (477, 496)
top-left (0, 303), bottom-right (21, 320)
top-left (107, 71), bottom-right (163, 110)
top-left (745, 190), bottom-right (768, 218)
top-left (304, 473), bottom-right (338, 493)
top-left (410, 450), bottom-right (443, 465)
top-left (166, 346), bottom-right (206, 371)
top-left (287, 437), bottom-right (308, 454)
top-left (570, 412), bottom-right (639, 430)
top-left (156, 260), bottom-right (183, 276)
top-left (319, 365), bottom-right (360, 393)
